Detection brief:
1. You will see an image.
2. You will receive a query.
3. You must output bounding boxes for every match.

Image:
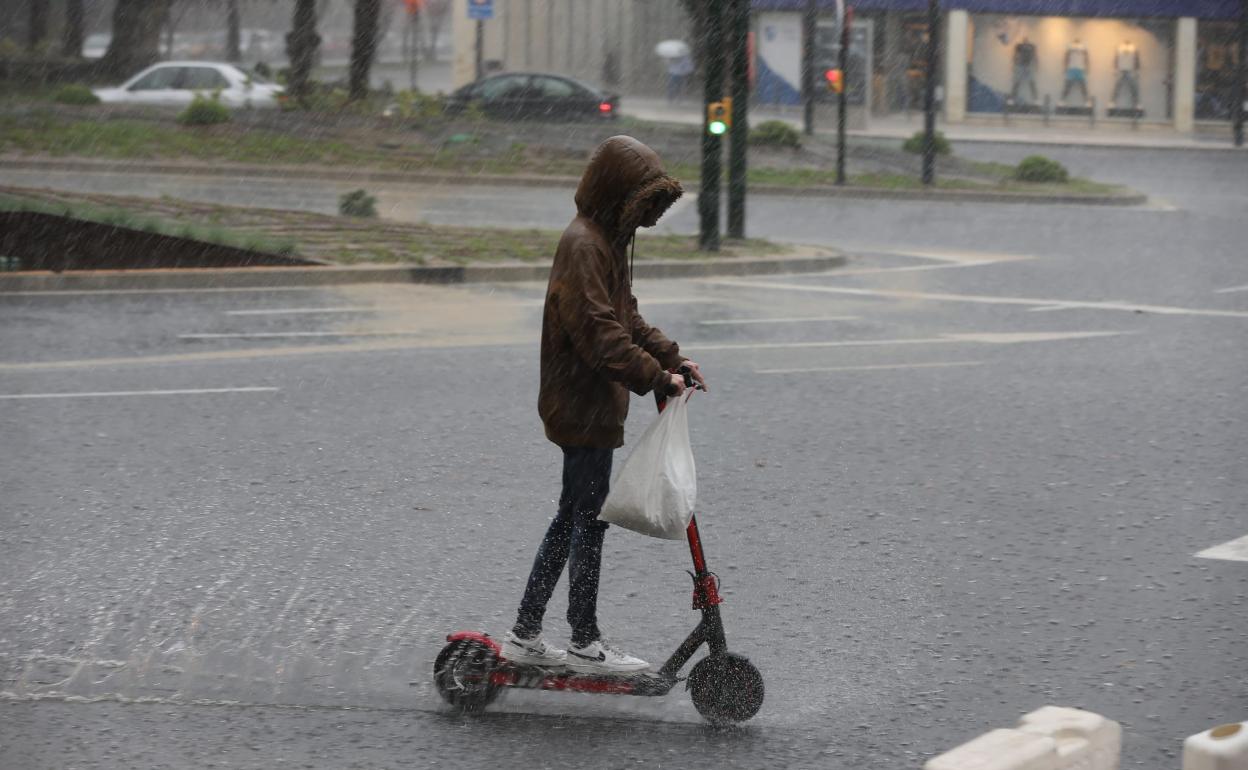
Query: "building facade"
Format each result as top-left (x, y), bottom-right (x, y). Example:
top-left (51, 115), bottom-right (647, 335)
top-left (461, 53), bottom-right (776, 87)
top-left (753, 0), bottom-right (1244, 132)
top-left (449, 0), bottom-right (690, 95)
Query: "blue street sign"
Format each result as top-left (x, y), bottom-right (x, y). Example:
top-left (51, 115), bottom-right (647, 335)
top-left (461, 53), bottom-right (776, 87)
top-left (468, 0), bottom-right (494, 20)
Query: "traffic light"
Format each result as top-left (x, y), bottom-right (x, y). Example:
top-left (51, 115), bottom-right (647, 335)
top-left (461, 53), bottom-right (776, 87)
top-left (824, 68), bottom-right (843, 94)
top-left (707, 97), bottom-right (733, 135)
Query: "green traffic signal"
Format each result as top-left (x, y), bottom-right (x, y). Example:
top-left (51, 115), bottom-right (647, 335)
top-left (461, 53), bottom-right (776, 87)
top-left (708, 120), bottom-right (728, 135)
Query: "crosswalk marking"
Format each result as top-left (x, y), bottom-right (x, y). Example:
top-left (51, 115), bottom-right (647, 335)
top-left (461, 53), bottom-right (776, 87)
top-left (1196, 535), bottom-right (1248, 562)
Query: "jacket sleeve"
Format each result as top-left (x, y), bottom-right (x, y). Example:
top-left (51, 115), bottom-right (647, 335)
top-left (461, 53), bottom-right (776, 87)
top-left (557, 244), bottom-right (669, 396)
top-left (629, 294), bottom-right (684, 370)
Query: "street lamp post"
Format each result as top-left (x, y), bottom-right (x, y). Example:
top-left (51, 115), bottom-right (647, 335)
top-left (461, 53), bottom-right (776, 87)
top-left (802, 0), bottom-right (816, 135)
top-left (1235, 0), bottom-right (1246, 147)
top-left (727, 0), bottom-right (750, 239)
top-left (836, 5), bottom-right (851, 185)
top-left (921, 0), bottom-right (940, 185)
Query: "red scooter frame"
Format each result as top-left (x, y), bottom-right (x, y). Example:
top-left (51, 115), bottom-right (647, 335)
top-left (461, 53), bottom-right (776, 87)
top-left (434, 368), bottom-right (764, 724)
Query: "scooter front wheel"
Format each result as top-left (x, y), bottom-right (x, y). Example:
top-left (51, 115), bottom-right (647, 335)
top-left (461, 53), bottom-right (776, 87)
top-left (433, 638), bottom-right (501, 713)
top-left (688, 652), bottom-right (764, 725)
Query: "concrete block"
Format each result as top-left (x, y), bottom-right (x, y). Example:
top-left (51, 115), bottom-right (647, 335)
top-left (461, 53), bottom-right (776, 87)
top-left (1018, 706), bottom-right (1122, 770)
top-left (925, 728), bottom-right (1061, 770)
top-left (1184, 722), bottom-right (1248, 770)
top-left (926, 708), bottom-right (1121, 770)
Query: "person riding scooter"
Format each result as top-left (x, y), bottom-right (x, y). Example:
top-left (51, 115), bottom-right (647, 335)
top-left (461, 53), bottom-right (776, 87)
top-left (503, 135), bottom-right (707, 673)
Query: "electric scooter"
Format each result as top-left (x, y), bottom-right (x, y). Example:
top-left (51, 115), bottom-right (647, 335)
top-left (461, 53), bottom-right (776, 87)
top-left (434, 367), bottom-right (764, 725)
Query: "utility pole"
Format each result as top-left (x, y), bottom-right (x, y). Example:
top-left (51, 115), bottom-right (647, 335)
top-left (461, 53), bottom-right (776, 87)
top-left (699, 0), bottom-right (726, 251)
top-left (921, 0), bottom-right (940, 186)
top-left (475, 19), bottom-right (484, 80)
top-left (727, 0), bottom-right (750, 239)
top-left (1235, 0), bottom-right (1246, 147)
top-left (836, 5), bottom-right (852, 185)
top-left (802, 0), bottom-right (816, 135)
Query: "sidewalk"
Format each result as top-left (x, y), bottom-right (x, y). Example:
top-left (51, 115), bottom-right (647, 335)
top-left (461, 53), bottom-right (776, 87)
top-left (621, 96), bottom-right (1244, 152)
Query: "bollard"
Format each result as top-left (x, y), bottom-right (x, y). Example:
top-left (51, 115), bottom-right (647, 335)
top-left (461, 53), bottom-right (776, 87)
top-left (1184, 722), bottom-right (1248, 770)
top-left (926, 707), bottom-right (1121, 770)
top-left (1018, 706), bottom-right (1122, 770)
top-left (926, 728), bottom-right (1060, 770)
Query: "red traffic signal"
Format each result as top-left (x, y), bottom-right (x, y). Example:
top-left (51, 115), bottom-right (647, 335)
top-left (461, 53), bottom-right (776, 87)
top-left (824, 68), bottom-right (843, 94)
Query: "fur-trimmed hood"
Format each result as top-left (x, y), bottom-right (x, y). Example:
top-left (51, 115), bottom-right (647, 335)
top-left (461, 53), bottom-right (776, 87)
top-left (573, 135), bottom-right (683, 241)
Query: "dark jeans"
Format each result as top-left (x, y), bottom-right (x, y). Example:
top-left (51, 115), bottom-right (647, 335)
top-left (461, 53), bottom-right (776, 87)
top-left (513, 446), bottom-right (613, 647)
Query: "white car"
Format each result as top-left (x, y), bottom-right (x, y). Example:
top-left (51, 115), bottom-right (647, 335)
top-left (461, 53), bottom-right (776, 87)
top-left (93, 62), bottom-right (284, 109)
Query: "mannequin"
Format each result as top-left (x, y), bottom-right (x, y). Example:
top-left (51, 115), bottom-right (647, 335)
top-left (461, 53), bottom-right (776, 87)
top-left (1112, 39), bottom-right (1141, 109)
top-left (1010, 36), bottom-right (1038, 105)
top-left (1061, 37), bottom-right (1089, 105)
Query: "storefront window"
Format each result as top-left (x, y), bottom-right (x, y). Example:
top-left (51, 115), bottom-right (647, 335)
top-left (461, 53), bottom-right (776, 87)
top-left (1196, 21), bottom-right (1242, 121)
top-left (966, 14), bottom-right (1174, 120)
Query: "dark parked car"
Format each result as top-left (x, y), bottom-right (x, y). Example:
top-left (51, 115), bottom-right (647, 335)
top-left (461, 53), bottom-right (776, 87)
top-left (446, 73), bottom-right (618, 121)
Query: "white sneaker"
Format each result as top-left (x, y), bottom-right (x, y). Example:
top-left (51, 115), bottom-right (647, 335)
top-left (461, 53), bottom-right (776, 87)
top-left (501, 631), bottom-right (567, 667)
top-left (566, 640), bottom-right (649, 673)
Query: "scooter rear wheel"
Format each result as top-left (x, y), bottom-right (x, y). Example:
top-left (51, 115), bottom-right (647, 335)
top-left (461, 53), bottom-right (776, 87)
top-left (433, 638), bottom-right (501, 713)
top-left (688, 653), bottom-right (764, 725)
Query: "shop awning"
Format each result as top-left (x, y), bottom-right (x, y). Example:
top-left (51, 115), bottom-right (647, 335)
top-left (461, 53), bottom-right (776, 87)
top-left (751, 0), bottom-right (1241, 21)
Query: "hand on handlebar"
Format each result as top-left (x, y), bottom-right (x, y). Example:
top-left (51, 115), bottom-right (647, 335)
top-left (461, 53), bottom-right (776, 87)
top-left (665, 372), bottom-right (687, 397)
top-left (681, 360), bottom-right (708, 393)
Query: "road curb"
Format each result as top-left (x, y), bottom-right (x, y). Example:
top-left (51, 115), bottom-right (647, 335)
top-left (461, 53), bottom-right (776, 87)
top-left (0, 157), bottom-right (1146, 206)
top-left (0, 253), bottom-right (847, 292)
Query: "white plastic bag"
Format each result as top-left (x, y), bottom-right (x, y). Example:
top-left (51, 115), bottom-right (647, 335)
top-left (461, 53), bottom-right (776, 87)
top-left (600, 393), bottom-right (696, 539)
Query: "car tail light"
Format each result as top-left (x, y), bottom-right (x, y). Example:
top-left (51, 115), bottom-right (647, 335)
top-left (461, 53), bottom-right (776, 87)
top-left (599, 101), bottom-right (613, 114)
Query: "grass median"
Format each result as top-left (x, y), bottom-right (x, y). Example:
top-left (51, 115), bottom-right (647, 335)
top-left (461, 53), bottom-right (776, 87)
top-left (0, 105), bottom-right (1134, 199)
top-left (0, 185), bottom-right (790, 268)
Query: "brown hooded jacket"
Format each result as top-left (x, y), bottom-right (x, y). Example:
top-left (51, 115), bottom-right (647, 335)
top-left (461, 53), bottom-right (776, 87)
top-left (538, 135), bottom-right (686, 448)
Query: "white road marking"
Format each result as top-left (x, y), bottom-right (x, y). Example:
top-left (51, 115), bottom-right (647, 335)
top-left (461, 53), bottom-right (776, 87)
top-left (698, 315), bottom-right (858, 325)
top-left (181, 331), bottom-right (427, 339)
top-left (686, 330), bottom-right (1123, 352)
top-left (703, 278), bottom-right (1248, 319)
top-left (1196, 535), bottom-right (1248, 562)
top-left (758, 360), bottom-right (984, 374)
top-left (0, 386), bottom-right (278, 400)
top-left (0, 287), bottom-right (324, 297)
top-left (225, 306), bottom-right (375, 316)
top-left (0, 335), bottom-right (530, 371)
top-left (221, 297), bottom-right (720, 316)
top-left (1214, 284), bottom-right (1248, 294)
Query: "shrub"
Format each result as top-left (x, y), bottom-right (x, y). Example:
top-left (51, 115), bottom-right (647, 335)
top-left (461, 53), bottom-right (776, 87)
top-left (385, 90), bottom-right (448, 121)
top-left (339, 189), bottom-right (377, 218)
top-left (53, 84), bottom-right (100, 106)
top-left (1014, 155), bottom-right (1069, 183)
top-left (750, 120), bottom-right (801, 148)
top-left (902, 130), bottom-right (951, 155)
top-left (177, 93), bottom-right (231, 126)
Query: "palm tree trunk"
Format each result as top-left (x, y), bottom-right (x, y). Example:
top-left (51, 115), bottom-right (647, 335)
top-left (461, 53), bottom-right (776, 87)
top-left (226, 0), bottom-right (242, 62)
top-left (28, 0), bottom-right (49, 52)
top-left (63, 0), bottom-right (86, 58)
top-left (285, 0), bottom-right (321, 102)
top-left (348, 0), bottom-right (382, 102)
top-left (99, 0), bottom-right (170, 79)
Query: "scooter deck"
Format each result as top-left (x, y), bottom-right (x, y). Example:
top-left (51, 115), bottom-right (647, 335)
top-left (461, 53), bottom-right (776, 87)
top-left (491, 661), bottom-right (677, 697)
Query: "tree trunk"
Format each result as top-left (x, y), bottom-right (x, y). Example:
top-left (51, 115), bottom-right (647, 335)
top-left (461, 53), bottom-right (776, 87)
top-left (348, 0), bottom-right (383, 101)
top-left (28, 0), bottom-right (49, 52)
top-left (285, 0), bottom-right (321, 102)
top-left (63, 0), bottom-right (86, 58)
top-left (99, 0), bottom-right (170, 79)
top-left (226, 0), bottom-right (242, 62)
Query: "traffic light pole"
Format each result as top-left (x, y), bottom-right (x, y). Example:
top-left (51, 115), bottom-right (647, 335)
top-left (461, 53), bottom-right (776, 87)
top-left (699, 0), bottom-right (726, 251)
top-left (727, 0), bottom-right (750, 239)
top-left (802, 0), bottom-right (816, 135)
top-left (921, 0), bottom-right (940, 186)
top-left (836, 6), bottom-right (851, 185)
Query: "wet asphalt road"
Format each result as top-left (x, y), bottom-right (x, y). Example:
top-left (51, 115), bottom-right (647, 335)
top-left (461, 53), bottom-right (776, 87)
top-left (2, 145), bottom-right (1247, 769)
